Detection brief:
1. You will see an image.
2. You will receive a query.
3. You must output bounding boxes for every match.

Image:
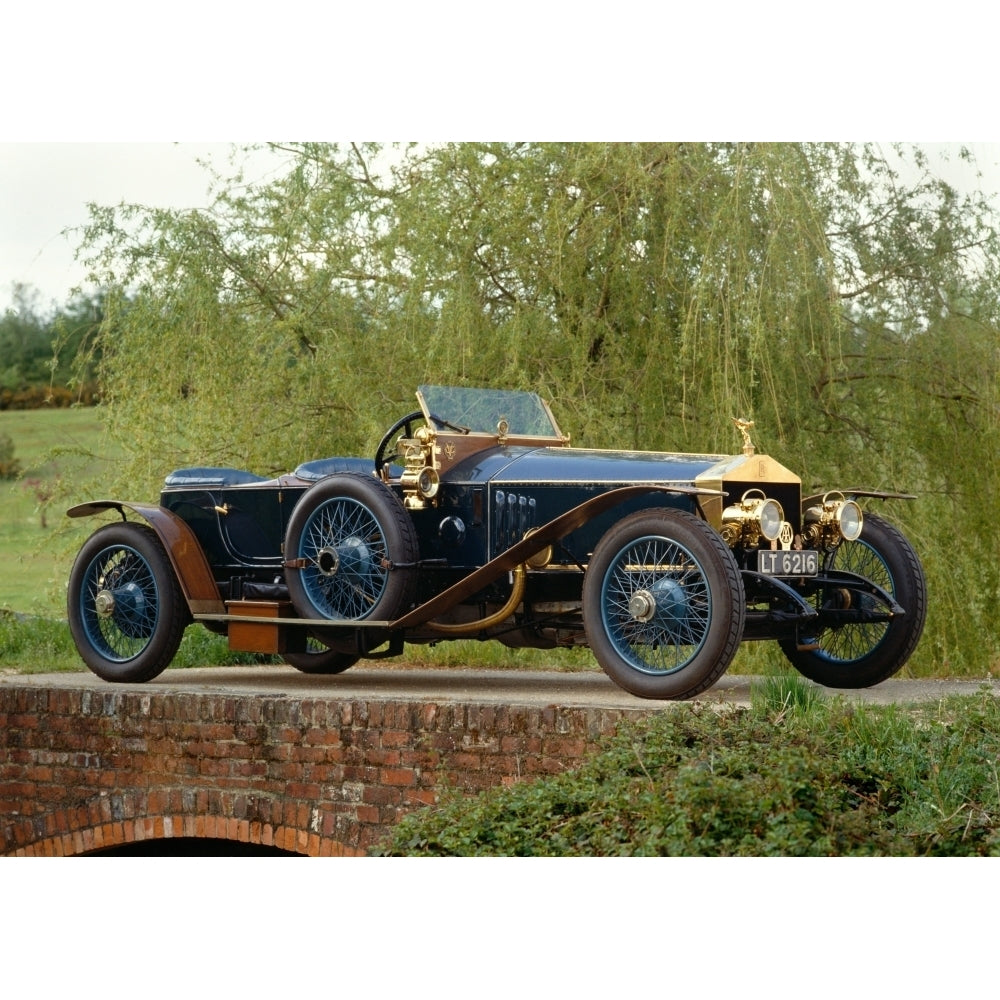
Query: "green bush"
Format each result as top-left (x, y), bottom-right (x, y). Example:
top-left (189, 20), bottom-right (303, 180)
top-left (376, 692), bottom-right (1000, 856)
top-left (0, 432), bottom-right (21, 479)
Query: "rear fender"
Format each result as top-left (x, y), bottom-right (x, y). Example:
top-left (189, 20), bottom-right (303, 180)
top-left (67, 501), bottom-right (225, 615)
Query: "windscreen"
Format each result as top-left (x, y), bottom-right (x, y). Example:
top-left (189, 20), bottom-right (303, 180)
top-left (417, 385), bottom-right (562, 438)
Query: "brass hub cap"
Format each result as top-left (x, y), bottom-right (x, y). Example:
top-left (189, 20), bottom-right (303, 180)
top-left (628, 590), bottom-right (656, 623)
top-left (94, 589), bottom-right (115, 618)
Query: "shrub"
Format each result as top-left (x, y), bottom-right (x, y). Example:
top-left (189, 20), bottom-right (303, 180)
top-left (0, 432), bottom-right (21, 479)
top-left (375, 694), bottom-right (1000, 856)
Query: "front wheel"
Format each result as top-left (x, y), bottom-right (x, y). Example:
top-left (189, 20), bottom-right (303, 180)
top-left (67, 522), bottom-right (188, 682)
top-left (583, 509), bottom-right (745, 700)
top-left (779, 512), bottom-right (927, 688)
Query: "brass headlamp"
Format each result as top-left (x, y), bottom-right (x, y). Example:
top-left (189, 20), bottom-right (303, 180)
top-left (721, 489), bottom-right (785, 548)
top-left (802, 492), bottom-right (863, 548)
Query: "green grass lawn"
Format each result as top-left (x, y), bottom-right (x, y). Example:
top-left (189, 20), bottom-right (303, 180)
top-left (0, 407), bottom-right (116, 616)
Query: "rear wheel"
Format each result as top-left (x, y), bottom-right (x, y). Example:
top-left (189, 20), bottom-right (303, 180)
top-left (67, 522), bottom-right (188, 682)
top-left (779, 512), bottom-right (926, 688)
top-left (583, 509), bottom-right (745, 699)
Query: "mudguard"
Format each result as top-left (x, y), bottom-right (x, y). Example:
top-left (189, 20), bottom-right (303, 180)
top-left (67, 501), bottom-right (225, 615)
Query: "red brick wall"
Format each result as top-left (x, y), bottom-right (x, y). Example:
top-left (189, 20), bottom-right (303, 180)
top-left (1, 683), bottom-right (653, 856)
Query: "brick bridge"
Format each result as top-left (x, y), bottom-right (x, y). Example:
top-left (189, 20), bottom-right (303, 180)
top-left (3, 665), bottom-right (736, 857)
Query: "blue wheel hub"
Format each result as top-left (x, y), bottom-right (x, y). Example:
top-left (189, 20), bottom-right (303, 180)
top-left (601, 533), bottom-right (712, 675)
top-left (104, 581), bottom-right (150, 639)
top-left (627, 576), bottom-right (688, 629)
top-left (336, 536), bottom-right (375, 582)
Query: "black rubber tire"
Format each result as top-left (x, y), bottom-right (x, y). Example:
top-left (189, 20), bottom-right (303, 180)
top-left (583, 508), bottom-right (745, 700)
top-left (284, 473), bottom-right (418, 624)
top-left (283, 638), bottom-right (359, 675)
top-left (67, 522), bottom-right (188, 682)
top-left (779, 512), bottom-right (927, 688)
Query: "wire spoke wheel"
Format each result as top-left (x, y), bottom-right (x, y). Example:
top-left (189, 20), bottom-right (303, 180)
top-left (601, 535), bottom-right (712, 674)
top-left (299, 497), bottom-right (389, 619)
top-left (285, 473), bottom-right (418, 628)
top-left (815, 538), bottom-right (891, 661)
top-left (68, 522), bottom-right (187, 682)
top-left (780, 512), bottom-right (927, 688)
top-left (80, 544), bottom-right (160, 659)
top-left (584, 509), bottom-right (744, 700)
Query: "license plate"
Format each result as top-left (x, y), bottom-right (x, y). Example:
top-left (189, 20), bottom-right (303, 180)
top-left (757, 549), bottom-right (819, 577)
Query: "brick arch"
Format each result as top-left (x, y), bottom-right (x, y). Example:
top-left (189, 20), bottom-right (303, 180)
top-left (4, 787), bottom-right (365, 857)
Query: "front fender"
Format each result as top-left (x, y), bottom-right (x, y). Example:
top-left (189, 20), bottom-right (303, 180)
top-left (67, 501), bottom-right (224, 615)
top-left (801, 488), bottom-right (917, 506)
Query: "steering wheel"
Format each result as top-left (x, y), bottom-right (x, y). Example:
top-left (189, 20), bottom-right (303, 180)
top-left (374, 410), bottom-right (470, 476)
top-left (374, 411), bottom-right (424, 476)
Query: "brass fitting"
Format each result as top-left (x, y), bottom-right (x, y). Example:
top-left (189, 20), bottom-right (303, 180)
top-left (399, 425), bottom-right (440, 509)
top-left (802, 492), bottom-right (864, 549)
top-left (721, 489), bottom-right (785, 549)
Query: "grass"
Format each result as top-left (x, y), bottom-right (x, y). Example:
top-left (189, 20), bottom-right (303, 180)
top-left (0, 407), bottom-right (116, 617)
top-left (750, 665), bottom-right (824, 715)
top-left (0, 612), bottom-right (81, 673)
top-left (376, 687), bottom-right (1000, 856)
top-left (0, 609), bottom-right (281, 674)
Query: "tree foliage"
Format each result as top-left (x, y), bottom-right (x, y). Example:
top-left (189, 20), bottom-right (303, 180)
top-left (1, 283), bottom-right (103, 405)
top-left (72, 142), bottom-right (1000, 674)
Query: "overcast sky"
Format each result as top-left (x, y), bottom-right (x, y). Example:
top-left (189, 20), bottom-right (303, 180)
top-left (4, 142), bottom-right (1000, 317)
top-left (0, 143), bottom-right (285, 314)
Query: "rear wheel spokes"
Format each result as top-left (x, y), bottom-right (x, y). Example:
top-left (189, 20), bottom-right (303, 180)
top-left (82, 546), bottom-right (159, 661)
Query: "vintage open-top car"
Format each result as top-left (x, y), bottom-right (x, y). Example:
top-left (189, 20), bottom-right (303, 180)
top-left (66, 385), bottom-right (926, 700)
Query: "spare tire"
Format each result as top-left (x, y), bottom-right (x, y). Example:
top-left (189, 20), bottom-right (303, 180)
top-left (283, 472), bottom-right (419, 624)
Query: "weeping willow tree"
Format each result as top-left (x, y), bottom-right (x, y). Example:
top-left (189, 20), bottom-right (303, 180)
top-left (72, 141), bottom-right (1000, 674)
